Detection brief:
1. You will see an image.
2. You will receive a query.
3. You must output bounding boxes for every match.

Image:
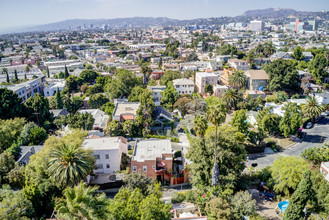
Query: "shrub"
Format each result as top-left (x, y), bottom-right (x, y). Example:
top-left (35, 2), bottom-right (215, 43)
top-left (171, 192), bottom-right (186, 204)
top-left (171, 137), bottom-right (179, 142)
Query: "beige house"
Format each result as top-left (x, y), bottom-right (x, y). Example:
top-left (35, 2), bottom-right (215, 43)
top-left (245, 70), bottom-right (269, 91)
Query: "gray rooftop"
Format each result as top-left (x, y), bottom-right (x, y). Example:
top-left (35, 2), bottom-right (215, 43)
top-left (17, 145), bottom-right (44, 165)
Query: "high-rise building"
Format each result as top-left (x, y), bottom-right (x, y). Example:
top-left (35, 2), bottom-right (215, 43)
top-left (250, 20), bottom-right (265, 32)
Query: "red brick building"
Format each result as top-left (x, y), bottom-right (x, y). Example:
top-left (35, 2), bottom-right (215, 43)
top-left (131, 139), bottom-right (187, 185)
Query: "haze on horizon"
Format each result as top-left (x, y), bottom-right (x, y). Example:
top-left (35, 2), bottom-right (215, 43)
top-left (1, 0), bottom-right (329, 30)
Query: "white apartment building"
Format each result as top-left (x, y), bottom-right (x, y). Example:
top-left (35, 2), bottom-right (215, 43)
top-left (0, 76), bottom-right (46, 102)
top-left (44, 60), bottom-right (84, 74)
top-left (195, 72), bottom-right (219, 95)
top-left (43, 80), bottom-right (66, 97)
top-left (228, 59), bottom-right (250, 71)
top-left (82, 136), bottom-right (128, 174)
top-left (250, 20), bottom-right (265, 32)
top-left (172, 78), bottom-right (194, 95)
top-left (321, 162), bottom-right (329, 182)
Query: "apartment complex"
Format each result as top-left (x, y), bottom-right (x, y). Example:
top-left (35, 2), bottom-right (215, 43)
top-left (195, 72), bottom-right (218, 95)
top-left (172, 78), bottom-right (194, 95)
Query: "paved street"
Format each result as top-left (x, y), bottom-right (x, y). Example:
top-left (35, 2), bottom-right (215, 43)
top-left (247, 117), bottom-right (329, 169)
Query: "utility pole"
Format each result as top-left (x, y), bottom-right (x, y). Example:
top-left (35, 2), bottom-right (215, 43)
top-left (32, 112), bottom-right (40, 127)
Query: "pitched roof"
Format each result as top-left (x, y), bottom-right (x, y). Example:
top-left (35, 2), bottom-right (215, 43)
top-left (153, 106), bottom-right (173, 121)
top-left (17, 145), bottom-right (44, 165)
top-left (245, 70), bottom-right (269, 80)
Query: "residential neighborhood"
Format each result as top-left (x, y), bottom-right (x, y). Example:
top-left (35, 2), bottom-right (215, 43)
top-left (1, 3), bottom-right (329, 220)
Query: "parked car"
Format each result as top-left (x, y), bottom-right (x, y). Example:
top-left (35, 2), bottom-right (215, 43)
top-left (315, 115), bottom-right (324, 122)
top-left (305, 122), bottom-right (313, 129)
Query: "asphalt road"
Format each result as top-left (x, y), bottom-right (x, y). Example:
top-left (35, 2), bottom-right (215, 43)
top-left (246, 117), bottom-right (329, 169)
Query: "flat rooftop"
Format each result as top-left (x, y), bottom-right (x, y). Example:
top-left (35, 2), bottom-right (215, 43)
top-left (133, 139), bottom-right (172, 162)
top-left (113, 102), bottom-right (140, 117)
top-left (82, 137), bottom-right (123, 151)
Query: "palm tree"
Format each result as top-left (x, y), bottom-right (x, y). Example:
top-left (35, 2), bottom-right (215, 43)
top-left (302, 96), bottom-right (324, 121)
top-left (228, 70), bottom-right (247, 89)
top-left (207, 100), bottom-right (227, 186)
top-left (48, 145), bottom-right (94, 187)
top-left (222, 88), bottom-right (240, 110)
top-left (193, 115), bottom-right (208, 137)
top-left (55, 181), bottom-right (110, 220)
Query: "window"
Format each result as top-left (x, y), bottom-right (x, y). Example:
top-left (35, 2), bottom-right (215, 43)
top-left (143, 166), bottom-right (147, 172)
top-left (94, 155), bottom-right (100, 160)
top-left (96, 164), bottom-right (103, 169)
top-left (106, 164), bottom-right (110, 169)
top-left (133, 166), bottom-right (137, 172)
top-left (105, 154), bottom-right (109, 159)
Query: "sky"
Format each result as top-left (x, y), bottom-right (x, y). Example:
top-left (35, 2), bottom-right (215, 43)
top-left (1, 0), bottom-right (329, 30)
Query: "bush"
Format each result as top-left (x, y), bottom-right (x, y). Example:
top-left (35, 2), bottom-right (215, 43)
top-left (145, 134), bottom-right (167, 139)
top-left (171, 137), bottom-right (179, 142)
top-left (171, 192), bottom-right (186, 204)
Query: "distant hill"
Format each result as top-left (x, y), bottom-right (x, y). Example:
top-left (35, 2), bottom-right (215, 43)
top-left (242, 8), bottom-right (315, 18)
top-left (15, 17), bottom-right (180, 33)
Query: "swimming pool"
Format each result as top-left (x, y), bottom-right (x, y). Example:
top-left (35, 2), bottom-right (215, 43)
top-left (278, 201), bottom-right (289, 212)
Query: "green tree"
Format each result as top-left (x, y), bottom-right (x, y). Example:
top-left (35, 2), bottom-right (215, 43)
top-left (205, 84), bottom-right (214, 95)
top-left (55, 88), bottom-right (64, 109)
top-left (100, 102), bottom-right (115, 117)
top-left (308, 53), bottom-right (328, 83)
top-left (302, 96), bottom-right (324, 121)
top-left (207, 100), bottom-right (227, 186)
top-left (265, 60), bottom-right (299, 92)
top-left (128, 86), bottom-right (146, 102)
top-left (257, 108), bottom-right (281, 135)
top-left (271, 156), bottom-right (309, 196)
top-left (109, 185), bottom-right (172, 220)
top-left (65, 75), bottom-right (81, 92)
top-left (24, 130), bottom-right (86, 218)
top-left (80, 69), bottom-right (99, 83)
top-left (123, 172), bottom-right (155, 196)
top-left (279, 103), bottom-right (303, 137)
top-left (173, 96), bottom-right (191, 118)
top-left (105, 69), bottom-right (142, 98)
top-left (159, 70), bottom-right (182, 86)
top-left (88, 93), bottom-right (109, 109)
top-left (54, 112), bottom-right (95, 130)
top-left (222, 88), bottom-right (242, 110)
top-left (64, 64), bottom-right (69, 79)
top-left (48, 144), bottom-right (94, 187)
top-left (1, 67), bottom-right (8, 75)
top-left (0, 153), bottom-right (15, 184)
top-left (0, 88), bottom-right (26, 119)
top-left (228, 70), bottom-right (247, 89)
top-left (20, 122), bottom-right (48, 146)
top-left (161, 82), bottom-right (178, 111)
top-left (186, 125), bottom-right (245, 189)
top-left (205, 197), bottom-right (232, 220)
top-left (231, 191), bottom-right (257, 219)
top-left (0, 186), bottom-right (34, 219)
top-left (193, 115), bottom-right (208, 137)
top-left (283, 170), bottom-right (313, 220)
top-left (6, 71), bottom-right (9, 83)
top-left (106, 120), bottom-right (123, 136)
top-left (47, 66), bottom-right (50, 78)
top-left (135, 90), bottom-right (155, 137)
top-left (292, 46), bottom-right (305, 61)
top-left (24, 93), bottom-right (51, 126)
top-left (230, 109), bottom-right (249, 134)
top-left (122, 120), bottom-right (134, 137)
top-left (14, 69), bottom-right (18, 81)
top-left (302, 143), bottom-right (329, 164)
top-left (55, 182), bottom-right (110, 220)
top-left (0, 118), bottom-right (26, 152)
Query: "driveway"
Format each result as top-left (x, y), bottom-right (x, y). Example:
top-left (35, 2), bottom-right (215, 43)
top-left (246, 117), bottom-right (329, 169)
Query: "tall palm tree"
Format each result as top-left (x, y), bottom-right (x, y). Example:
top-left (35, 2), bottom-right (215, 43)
top-left (302, 96), bottom-right (324, 121)
top-left (55, 181), bottom-right (110, 220)
top-left (207, 100), bottom-right (227, 186)
top-left (228, 70), bottom-right (247, 89)
top-left (222, 88), bottom-right (240, 110)
top-left (48, 144), bottom-right (94, 187)
top-left (193, 115), bottom-right (208, 137)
